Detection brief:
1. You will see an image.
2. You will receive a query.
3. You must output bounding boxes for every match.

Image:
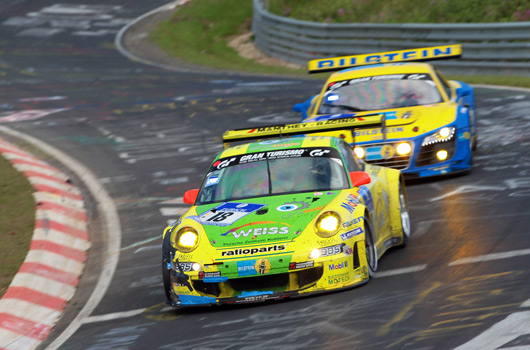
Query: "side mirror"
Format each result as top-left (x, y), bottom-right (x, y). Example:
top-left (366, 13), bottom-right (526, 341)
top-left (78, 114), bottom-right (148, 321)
top-left (459, 89), bottom-right (471, 97)
top-left (183, 189), bottom-right (200, 205)
top-left (349, 171), bottom-right (371, 188)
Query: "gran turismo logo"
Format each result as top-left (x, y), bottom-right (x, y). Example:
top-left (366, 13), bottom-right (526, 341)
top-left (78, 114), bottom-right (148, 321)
top-left (213, 158), bottom-right (236, 169)
top-left (310, 149), bottom-right (330, 157)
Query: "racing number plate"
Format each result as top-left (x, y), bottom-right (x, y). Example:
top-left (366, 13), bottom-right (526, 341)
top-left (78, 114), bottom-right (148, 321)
top-left (320, 244), bottom-right (345, 257)
top-left (199, 202), bottom-right (265, 227)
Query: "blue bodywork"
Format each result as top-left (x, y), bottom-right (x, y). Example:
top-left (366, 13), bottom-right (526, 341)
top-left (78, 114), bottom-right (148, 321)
top-left (294, 81), bottom-right (476, 178)
top-left (177, 294), bottom-right (217, 306)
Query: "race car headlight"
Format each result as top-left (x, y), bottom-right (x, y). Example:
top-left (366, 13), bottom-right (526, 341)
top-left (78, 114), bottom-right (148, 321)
top-left (315, 211), bottom-right (341, 238)
top-left (396, 142), bottom-right (412, 156)
top-left (354, 147), bottom-right (365, 159)
top-left (422, 127), bottom-right (455, 146)
top-left (309, 248), bottom-right (322, 259)
top-left (175, 226), bottom-right (199, 253)
top-left (436, 150), bottom-right (448, 160)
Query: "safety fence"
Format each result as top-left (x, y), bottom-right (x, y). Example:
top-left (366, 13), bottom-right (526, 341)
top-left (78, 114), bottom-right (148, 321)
top-left (252, 0), bottom-right (530, 76)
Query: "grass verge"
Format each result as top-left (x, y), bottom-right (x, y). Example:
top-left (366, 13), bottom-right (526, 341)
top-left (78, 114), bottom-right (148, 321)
top-left (267, 0), bottom-right (530, 23)
top-left (150, 0), bottom-right (530, 88)
top-left (150, 0), bottom-right (305, 76)
top-left (0, 152), bottom-right (35, 298)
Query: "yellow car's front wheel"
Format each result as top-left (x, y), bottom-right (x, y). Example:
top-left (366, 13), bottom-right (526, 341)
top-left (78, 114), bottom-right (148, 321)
top-left (162, 260), bottom-right (171, 301)
top-left (365, 222), bottom-right (378, 278)
top-left (398, 183), bottom-right (411, 247)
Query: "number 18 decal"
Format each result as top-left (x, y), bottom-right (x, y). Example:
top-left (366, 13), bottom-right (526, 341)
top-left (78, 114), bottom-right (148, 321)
top-left (199, 202), bottom-right (264, 227)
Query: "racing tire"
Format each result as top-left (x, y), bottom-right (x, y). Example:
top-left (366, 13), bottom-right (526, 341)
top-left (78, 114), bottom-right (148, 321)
top-left (471, 109), bottom-right (478, 151)
top-left (162, 260), bottom-right (171, 301)
top-left (364, 222), bottom-right (378, 278)
top-left (468, 131), bottom-right (475, 165)
top-left (397, 183), bottom-right (411, 248)
top-left (461, 141), bottom-right (474, 176)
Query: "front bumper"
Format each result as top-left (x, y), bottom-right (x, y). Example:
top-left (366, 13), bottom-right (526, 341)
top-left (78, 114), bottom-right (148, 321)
top-left (360, 129), bottom-right (472, 178)
top-left (168, 242), bottom-right (369, 307)
top-left (406, 129), bottom-right (473, 178)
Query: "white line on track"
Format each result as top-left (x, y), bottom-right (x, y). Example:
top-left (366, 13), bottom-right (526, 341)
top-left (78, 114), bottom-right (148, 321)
top-left (429, 185), bottom-right (505, 202)
top-left (411, 220), bottom-right (434, 238)
top-left (160, 207), bottom-right (189, 216)
top-left (374, 265), bottom-right (427, 278)
top-left (0, 126), bottom-right (122, 350)
top-left (119, 236), bottom-right (159, 252)
top-left (454, 298), bottom-right (530, 350)
top-left (449, 248), bottom-right (530, 266)
top-left (83, 308), bottom-right (147, 324)
top-left (134, 245), bottom-right (159, 254)
top-left (83, 305), bottom-right (177, 324)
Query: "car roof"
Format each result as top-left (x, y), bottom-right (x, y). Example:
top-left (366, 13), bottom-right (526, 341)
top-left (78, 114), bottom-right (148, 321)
top-left (218, 136), bottom-right (339, 158)
top-left (329, 62), bottom-right (434, 81)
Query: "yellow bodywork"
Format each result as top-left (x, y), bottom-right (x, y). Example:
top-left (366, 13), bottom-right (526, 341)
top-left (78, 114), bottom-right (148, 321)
top-left (162, 136), bottom-right (406, 305)
top-left (305, 63), bottom-right (463, 146)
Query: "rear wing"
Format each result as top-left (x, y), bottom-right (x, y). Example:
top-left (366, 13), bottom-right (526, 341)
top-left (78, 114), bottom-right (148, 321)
top-left (308, 44), bottom-right (462, 74)
top-left (222, 114), bottom-right (385, 149)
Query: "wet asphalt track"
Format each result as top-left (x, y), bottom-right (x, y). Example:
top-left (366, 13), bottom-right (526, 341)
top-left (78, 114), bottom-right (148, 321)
top-left (1, 1), bottom-right (530, 349)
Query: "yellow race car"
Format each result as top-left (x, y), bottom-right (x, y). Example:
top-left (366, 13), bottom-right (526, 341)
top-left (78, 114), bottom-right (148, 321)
top-left (162, 117), bottom-right (410, 306)
top-left (294, 44), bottom-right (477, 178)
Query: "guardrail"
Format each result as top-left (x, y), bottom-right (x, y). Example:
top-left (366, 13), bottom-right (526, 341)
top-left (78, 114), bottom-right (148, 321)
top-left (252, 0), bottom-right (530, 76)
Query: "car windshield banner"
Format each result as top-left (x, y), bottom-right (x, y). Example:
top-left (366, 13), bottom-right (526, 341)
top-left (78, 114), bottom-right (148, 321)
top-left (211, 147), bottom-right (342, 170)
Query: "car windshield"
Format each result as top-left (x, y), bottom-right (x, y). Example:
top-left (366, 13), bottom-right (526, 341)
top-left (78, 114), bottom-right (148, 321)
top-left (318, 73), bottom-right (443, 114)
top-left (197, 147), bottom-right (349, 204)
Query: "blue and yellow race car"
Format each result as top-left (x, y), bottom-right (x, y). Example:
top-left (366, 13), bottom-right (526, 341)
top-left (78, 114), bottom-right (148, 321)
top-left (294, 44), bottom-right (477, 178)
top-left (162, 117), bottom-right (410, 306)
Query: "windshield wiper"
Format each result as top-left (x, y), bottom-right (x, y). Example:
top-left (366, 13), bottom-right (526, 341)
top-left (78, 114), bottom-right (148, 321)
top-left (322, 103), bottom-right (365, 112)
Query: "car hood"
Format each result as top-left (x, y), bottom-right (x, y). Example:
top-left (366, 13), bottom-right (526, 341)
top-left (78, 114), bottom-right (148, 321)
top-left (192, 191), bottom-right (340, 248)
top-left (307, 104), bottom-right (458, 142)
top-left (310, 103), bottom-right (457, 128)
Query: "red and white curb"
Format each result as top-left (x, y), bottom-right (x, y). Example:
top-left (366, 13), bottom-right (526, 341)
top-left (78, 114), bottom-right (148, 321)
top-left (0, 139), bottom-right (90, 350)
